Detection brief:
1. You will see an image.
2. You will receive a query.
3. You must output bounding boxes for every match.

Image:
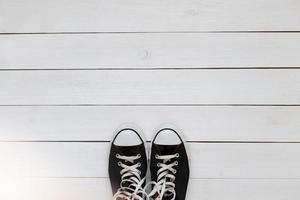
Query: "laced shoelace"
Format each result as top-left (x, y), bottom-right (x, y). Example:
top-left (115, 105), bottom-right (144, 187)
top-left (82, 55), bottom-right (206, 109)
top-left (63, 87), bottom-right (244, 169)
top-left (113, 154), bottom-right (148, 200)
top-left (147, 153), bottom-right (179, 200)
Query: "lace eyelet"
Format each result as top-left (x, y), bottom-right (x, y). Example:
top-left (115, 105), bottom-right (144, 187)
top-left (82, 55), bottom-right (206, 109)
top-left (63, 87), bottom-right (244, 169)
top-left (137, 154), bottom-right (141, 158)
top-left (157, 163), bottom-right (161, 167)
top-left (175, 153), bottom-right (180, 158)
top-left (155, 154), bottom-right (159, 159)
top-left (174, 161), bottom-right (178, 166)
top-left (173, 169), bottom-right (177, 174)
top-left (137, 162), bottom-right (141, 167)
top-left (116, 154), bottom-right (120, 158)
top-left (118, 161), bottom-right (122, 166)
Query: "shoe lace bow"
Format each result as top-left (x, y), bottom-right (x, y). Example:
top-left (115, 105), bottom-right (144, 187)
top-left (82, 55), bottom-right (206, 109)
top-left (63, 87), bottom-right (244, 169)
top-left (147, 153), bottom-right (179, 200)
top-left (113, 154), bottom-right (148, 200)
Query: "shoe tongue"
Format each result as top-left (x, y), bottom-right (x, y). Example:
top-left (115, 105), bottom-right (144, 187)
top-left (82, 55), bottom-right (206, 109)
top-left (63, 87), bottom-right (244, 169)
top-left (115, 144), bottom-right (144, 156)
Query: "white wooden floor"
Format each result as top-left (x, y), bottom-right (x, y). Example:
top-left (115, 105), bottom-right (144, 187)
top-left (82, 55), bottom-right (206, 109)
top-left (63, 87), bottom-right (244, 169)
top-left (0, 0), bottom-right (300, 199)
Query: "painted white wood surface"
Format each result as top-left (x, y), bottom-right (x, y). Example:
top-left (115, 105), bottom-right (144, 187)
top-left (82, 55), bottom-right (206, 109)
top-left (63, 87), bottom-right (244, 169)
top-left (0, 69), bottom-right (299, 105)
top-left (1, 0), bottom-right (299, 198)
top-left (1, 142), bottom-right (299, 178)
top-left (1, 178), bottom-right (299, 200)
top-left (1, 0), bottom-right (300, 32)
top-left (1, 33), bottom-right (300, 69)
top-left (0, 106), bottom-right (299, 142)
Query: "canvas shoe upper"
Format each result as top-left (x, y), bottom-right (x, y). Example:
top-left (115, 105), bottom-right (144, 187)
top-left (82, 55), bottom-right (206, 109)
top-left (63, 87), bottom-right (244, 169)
top-left (109, 128), bottom-right (148, 200)
top-left (148, 127), bottom-right (190, 200)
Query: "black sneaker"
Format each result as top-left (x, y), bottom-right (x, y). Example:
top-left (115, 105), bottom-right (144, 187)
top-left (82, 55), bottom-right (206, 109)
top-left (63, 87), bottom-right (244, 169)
top-left (149, 126), bottom-right (190, 200)
top-left (109, 126), bottom-right (148, 200)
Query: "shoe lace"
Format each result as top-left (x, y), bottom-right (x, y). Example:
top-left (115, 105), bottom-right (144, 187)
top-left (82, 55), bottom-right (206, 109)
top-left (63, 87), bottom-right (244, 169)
top-left (113, 154), bottom-right (148, 200)
top-left (147, 153), bottom-right (179, 200)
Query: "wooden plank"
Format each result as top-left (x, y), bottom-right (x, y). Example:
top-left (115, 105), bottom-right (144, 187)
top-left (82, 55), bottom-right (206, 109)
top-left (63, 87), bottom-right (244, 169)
top-left (1, 142), bottom-right (299, 178)
top-left (0, 106), bottom-right (299, 142)
top-left (1, 178), bottom-right (299, 200)
top-left (0, 178), bottom-right (110, 200)
top-left (1, 33), bottom-right (300, 69)
top-left (0, 69), bottom-right (299, 105)
top-left (0, 0), bottom-right (300, 32)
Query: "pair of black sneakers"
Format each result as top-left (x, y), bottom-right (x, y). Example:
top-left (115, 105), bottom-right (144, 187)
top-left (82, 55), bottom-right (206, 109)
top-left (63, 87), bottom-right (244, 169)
top-left (109, 125), bottom-right (190, 200)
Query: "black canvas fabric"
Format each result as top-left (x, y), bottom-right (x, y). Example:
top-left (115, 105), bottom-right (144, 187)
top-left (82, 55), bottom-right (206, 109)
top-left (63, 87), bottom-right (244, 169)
top-left (150, 128), bottom-right (190, 200)
top-left (108, 129), bottom-right (148, 195)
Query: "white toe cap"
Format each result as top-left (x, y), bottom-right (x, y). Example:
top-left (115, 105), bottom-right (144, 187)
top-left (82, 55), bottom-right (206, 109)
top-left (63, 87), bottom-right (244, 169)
top-left (113, 129), bottom-right (142, 146)
top-left (154, 129), bottom-right (182, 145)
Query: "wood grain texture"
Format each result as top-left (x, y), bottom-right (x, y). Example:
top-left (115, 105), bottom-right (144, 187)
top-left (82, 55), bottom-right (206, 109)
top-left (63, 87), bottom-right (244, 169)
top-left (1, 178), bottom-right (299, 200)
top-left (0, 106), bottom-right (299, 142)
top-left (1, 142), bottom-right (300, 178)
top-left (1, 33), bottom-right (300, 69)
top-left (0, 0), bottom-right (299, 199)
top-left (0, 0), bottom-right (300, 32)
top-left (0, 69), bottom-right (299, 105)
